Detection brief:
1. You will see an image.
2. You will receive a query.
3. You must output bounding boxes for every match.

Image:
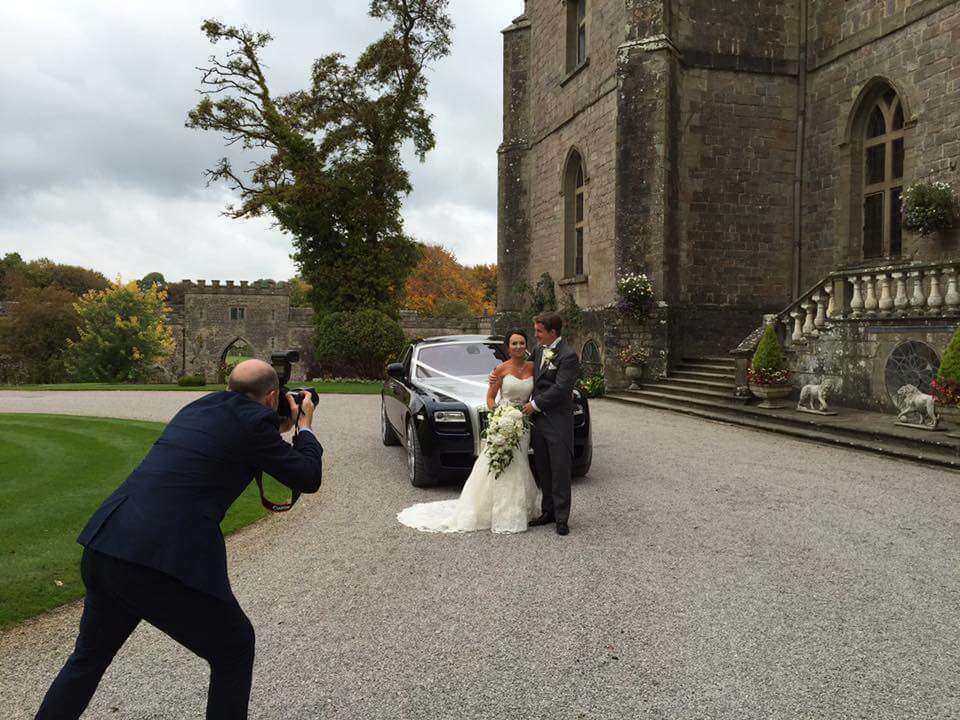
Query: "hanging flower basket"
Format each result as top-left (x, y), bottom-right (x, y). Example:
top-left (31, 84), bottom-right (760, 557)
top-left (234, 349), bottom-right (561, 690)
top-left (902, 181), bottom-right (957, 236)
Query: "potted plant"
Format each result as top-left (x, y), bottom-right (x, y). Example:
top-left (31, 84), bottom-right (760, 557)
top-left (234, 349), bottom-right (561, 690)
top-left (932, 326), bottom-right (960, 426)
top-left (618, 344), bottom-right (650, 390)
top-left (748, 324), bottom-right (792, 408)
top-left (902, 180), bottom-right (957, 237)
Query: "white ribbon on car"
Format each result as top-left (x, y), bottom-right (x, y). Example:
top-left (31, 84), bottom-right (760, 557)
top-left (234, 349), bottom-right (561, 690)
top-left (412, 359), bottom-right (490, 410)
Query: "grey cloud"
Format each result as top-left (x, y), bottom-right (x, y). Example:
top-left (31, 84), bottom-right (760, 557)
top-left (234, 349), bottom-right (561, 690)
top-left (0, 0), bottom-right (523, 276)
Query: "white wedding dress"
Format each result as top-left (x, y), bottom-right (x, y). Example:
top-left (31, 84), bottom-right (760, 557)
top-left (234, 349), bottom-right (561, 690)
top-left (397, 375), bottom-right (542, 534)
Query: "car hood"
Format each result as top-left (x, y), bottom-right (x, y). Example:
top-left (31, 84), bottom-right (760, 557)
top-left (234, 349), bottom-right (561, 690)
top-left (414, 376), bottom-right (490, 408)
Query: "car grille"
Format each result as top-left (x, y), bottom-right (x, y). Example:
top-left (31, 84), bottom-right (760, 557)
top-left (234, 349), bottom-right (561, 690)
top-left (478, 409), bottom-right (490, 437)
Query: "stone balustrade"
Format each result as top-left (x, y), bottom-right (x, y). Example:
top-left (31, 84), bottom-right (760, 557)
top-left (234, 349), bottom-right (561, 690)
top-left (773, 260), bottom-right (960, 348)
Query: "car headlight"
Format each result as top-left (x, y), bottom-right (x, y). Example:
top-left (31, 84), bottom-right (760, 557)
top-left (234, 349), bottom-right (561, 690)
top-left (434, 410), bottom-right (467, 423)
top-left (574, 405), bottom-right (584, 415)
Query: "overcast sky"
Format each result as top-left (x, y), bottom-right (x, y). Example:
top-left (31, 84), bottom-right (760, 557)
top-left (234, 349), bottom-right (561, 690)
top-left (0, 0), bottom-right (522, 282)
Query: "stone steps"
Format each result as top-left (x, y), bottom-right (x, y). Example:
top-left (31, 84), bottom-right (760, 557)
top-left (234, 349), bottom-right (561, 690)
top-left (663, 376), bottom-right (738, 392)
top-left (671, 369), bottom-right (736, 383)
top-left (605, 390), bottom-right (960, 472)
top-left (637, 384), bottom-right (739, 403)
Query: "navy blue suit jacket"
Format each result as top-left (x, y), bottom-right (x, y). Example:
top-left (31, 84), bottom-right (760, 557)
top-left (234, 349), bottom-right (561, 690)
top-left (77, 391), bottom-right (323, 603)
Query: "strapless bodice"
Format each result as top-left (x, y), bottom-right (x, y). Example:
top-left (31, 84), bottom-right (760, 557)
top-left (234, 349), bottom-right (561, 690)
top-left (500, 374), bottom-right (534, 404)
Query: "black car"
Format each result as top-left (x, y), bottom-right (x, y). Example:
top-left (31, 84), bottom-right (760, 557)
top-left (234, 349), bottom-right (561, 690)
top-left (380, 335), bottom-right (593, 487)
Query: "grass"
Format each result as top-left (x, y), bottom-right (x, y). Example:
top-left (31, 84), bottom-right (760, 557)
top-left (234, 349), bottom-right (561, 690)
top-left (0, 381), bottom-right (381, 394)
top-left (0, 413), bottom-right (295, 629)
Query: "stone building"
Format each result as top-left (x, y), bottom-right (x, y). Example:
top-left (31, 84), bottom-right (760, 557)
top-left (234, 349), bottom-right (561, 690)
top-left (497, 0), bottom-right (960, 408)
top-left (163, 282), bottom-right (494, 382)
top-left (165, 280), bottom-right (315, 382)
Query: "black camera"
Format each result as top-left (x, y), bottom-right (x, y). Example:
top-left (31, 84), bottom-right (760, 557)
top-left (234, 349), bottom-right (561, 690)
top-left (270, 351), bottom-right (320, 419)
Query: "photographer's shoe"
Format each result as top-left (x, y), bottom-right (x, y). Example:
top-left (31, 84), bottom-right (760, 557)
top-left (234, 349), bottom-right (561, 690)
top-left (529, 513), bottom-right (555, 527)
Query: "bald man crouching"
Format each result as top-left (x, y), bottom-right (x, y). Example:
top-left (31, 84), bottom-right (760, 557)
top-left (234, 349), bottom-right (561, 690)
top-left (35, 360), bottom-right (323, 720)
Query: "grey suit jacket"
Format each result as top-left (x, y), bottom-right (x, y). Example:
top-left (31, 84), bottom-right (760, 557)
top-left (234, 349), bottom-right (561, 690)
top-left (532, 340), bottom-right (580, 445)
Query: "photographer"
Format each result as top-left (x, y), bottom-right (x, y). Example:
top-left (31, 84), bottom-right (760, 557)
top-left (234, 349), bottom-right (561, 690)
top-left (35, 359), bottom-right (323, 720)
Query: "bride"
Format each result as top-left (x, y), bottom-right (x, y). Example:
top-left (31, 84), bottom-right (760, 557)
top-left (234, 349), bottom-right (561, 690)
top-left (397, 330), bottom-right (542, 534)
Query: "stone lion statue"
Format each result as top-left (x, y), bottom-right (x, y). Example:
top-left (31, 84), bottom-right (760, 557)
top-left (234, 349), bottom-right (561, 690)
top-left (797, 377), bottom-right (840, 412)
top-left (893, 384), bottom-right (940, 428)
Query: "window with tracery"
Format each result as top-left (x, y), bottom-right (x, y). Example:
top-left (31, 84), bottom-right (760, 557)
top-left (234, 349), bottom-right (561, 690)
top-left (862, 88), bottom-right (905, 259)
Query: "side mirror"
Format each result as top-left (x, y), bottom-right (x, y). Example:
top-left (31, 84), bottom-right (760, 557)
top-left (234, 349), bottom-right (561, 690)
top-left (387, 363), bottom-right (405, 380)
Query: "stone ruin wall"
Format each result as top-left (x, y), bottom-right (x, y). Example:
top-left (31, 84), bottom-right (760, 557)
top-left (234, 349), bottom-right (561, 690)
top-left (162, 281), bottom-right (495, 382)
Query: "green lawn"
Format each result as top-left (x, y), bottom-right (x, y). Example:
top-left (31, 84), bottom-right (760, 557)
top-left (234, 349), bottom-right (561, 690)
top-left (0, 381), bottom-right (381, 394)
top-left (0, 414), bottom-right (295, 629)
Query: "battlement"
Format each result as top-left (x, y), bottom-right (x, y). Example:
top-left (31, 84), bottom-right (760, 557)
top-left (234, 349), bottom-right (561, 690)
top-left (179, 279), bottom-right (290, 296)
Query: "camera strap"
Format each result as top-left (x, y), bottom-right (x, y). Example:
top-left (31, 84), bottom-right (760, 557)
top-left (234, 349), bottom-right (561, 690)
top-left (255, 406), bottom-right (304, 513)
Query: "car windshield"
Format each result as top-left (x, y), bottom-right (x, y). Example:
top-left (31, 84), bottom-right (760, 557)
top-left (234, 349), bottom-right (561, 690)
top-left (414, 343), bottom-right (502, 379)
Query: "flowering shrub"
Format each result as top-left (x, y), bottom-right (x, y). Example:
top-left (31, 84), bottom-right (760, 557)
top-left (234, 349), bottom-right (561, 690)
top-left (931, 378), bottom-right (960, 408)
top-left (933, 326), bottom-right (960, 407)
top-left (747, 367), bottom-right (791, 386)
top-left (618, 344), bottom-right (650, 366)
top-left (578, 373), bottom-right (605, 398)
top-left (311, 376), bottom-right (382, 384)
top-left (902, 181), bottom-right (957, 236)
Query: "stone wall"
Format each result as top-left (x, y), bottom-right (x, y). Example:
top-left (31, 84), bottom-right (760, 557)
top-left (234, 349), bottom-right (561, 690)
top-left (498, 0), bottom-right (960, 376)
top-left (505, 0), bottom-right (626, 311)
top-left (162, 282), bottom-right (493, 381)
top-left (802, 0), bottom-right (960, 287)
top-left (788, 318), bottom-right (959, 412)
top-left (397, 310), bottom-right (493, 340)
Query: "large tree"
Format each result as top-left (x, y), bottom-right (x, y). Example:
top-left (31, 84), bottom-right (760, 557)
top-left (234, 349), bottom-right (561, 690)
top-left (65, 282), bottom-right (175, 383)
top-left (186, 1), bottom-right (452, 316)
top-left (0, 284), bottom-right (80, 383)
top-left (403, 244), bottom-right (493, 316)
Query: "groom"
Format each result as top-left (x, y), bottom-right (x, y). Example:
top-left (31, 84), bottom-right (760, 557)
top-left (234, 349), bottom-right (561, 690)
top-left (523, 312), bottom-right (580, 536)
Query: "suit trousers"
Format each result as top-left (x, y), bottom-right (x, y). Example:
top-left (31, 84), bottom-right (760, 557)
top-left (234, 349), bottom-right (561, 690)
top-left (531, 422), bottom-right (573, 524)
top-left (36, 549), bottom-right (255, 720)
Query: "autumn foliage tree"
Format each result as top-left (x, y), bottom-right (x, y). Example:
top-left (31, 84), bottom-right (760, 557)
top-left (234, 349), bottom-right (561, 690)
top-left (65, 282), bottom-right (175, 383)
top-left (403, 244), bottom-right (495, 317)
top-left (186, 2), bottom-right (452, 317)
top-left (0, 285), bottom-right (80, 383)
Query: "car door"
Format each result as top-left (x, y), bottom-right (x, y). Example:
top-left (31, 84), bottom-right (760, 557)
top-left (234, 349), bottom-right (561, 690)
top-left (386, 345), bottom-right (413, 435)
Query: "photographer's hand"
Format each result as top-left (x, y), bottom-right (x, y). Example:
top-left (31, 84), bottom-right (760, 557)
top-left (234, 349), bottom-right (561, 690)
top-left (296, 392), bottom-right (316, 431)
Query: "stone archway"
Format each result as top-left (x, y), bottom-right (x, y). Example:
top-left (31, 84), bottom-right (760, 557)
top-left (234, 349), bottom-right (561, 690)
top-left (220, 337), bottom-right (256, 380)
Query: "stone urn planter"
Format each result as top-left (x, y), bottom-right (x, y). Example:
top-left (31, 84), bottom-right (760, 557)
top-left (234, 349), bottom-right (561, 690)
top-left (749, 383), bottom-right (793, 409)
top-left (625, 365), bottom-right (643, 391)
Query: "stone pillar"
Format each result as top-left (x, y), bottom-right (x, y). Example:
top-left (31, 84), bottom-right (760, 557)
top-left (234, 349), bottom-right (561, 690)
top-left (943, 268), bottom-right (960, 315)
top-left (892, 272), bottom-right (908, 316)
top-left (616, 3), bottom-right (680, 307)
top-left (496, 12), bottom-right (532, 314)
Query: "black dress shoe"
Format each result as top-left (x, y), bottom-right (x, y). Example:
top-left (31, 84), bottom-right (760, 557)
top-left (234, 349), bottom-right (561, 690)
top-left (529, 513), bottom-right (555, 527)
top-left (556, 522), bottom-right (569, 536)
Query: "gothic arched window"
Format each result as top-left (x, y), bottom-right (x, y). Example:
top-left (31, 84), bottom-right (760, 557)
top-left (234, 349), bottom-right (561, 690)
top-left (564, 150), bottom-right (586, 278)
top-left (566, 0), bottom-right (587, 72)
top-left (581, 340), bottom-right (602, 376)
top-left (861, 87), bottom-right (905, 259)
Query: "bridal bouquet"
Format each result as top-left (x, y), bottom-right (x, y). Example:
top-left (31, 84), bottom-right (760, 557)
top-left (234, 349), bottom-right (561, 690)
top-left (482, 403), bottom-right (530, 479)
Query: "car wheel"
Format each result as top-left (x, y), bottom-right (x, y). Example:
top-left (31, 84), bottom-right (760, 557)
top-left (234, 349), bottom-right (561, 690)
top-left (406, 419), bottom-right (432, 488)
top-left (381, 400), bottom-right (400, 446)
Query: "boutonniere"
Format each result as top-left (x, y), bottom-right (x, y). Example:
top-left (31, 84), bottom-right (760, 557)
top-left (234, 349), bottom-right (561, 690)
top-left (542, 348), bottom-right (557, 363)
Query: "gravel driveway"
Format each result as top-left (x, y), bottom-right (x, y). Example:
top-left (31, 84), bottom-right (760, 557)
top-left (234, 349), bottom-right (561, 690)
top-left (1, 391), bottom-right (959, 719)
